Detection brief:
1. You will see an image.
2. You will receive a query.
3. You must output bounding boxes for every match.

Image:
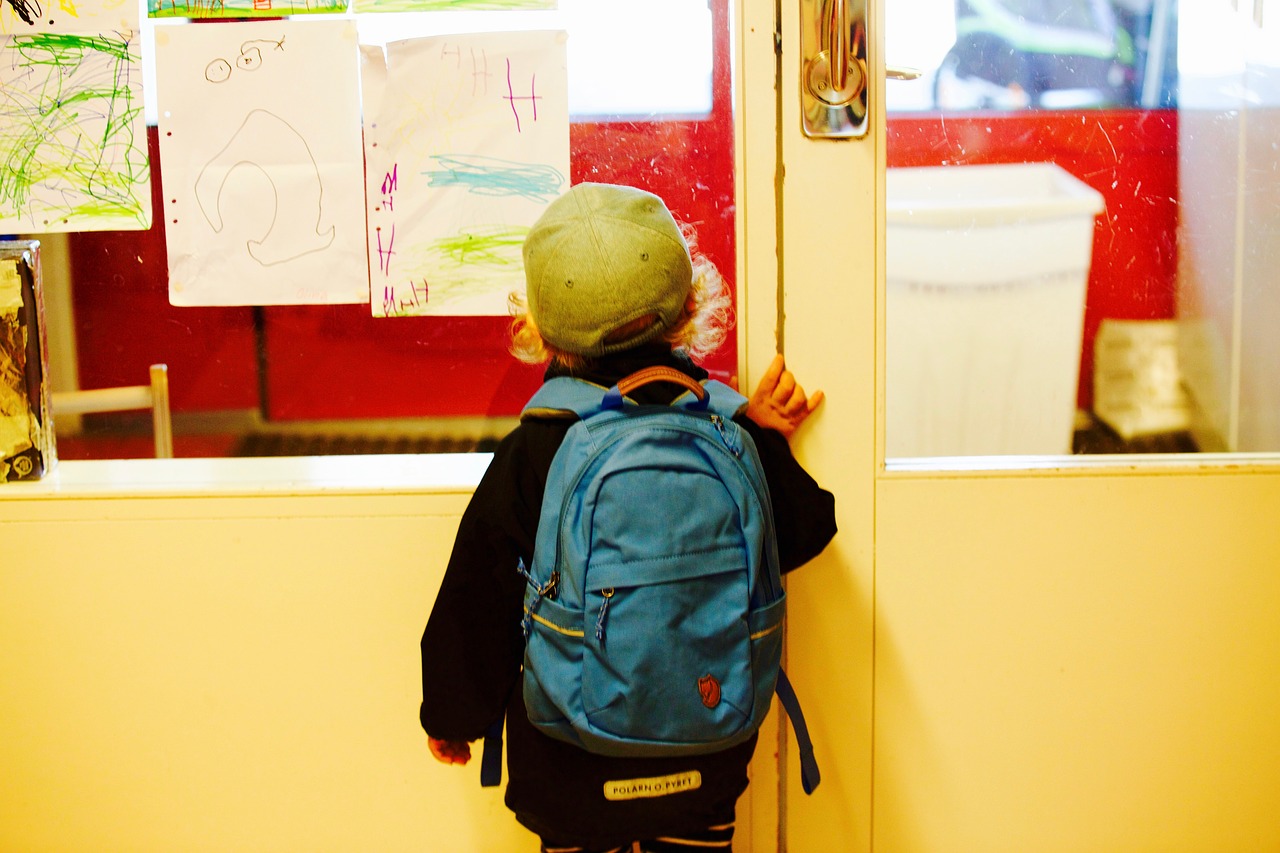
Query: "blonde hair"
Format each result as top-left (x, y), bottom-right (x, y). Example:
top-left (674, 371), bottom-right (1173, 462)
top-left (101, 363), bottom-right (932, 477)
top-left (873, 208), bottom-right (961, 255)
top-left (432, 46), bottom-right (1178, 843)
top-left (510, 224), bottom-right (732, 369)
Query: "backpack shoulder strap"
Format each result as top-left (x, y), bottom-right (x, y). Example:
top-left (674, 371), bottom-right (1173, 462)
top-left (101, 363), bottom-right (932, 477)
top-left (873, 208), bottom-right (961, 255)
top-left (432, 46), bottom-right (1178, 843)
top-left (521, 376), bottom-right (610, 421)
top-left (479, 717), bottom-right (504, 788)
top-left (775, 668), bottom-right (821, 794)
top-left (522, 371), bottom-right (749, 422)
top-left (701, 379), bottom-right (749, 420)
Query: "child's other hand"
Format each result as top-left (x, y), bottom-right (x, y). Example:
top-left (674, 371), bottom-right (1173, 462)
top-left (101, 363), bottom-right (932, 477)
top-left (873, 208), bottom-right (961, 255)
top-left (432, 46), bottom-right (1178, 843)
top-left (747, 354), bottom-right (824, 439)
top-left (428, 737), bottom-right (472, 766)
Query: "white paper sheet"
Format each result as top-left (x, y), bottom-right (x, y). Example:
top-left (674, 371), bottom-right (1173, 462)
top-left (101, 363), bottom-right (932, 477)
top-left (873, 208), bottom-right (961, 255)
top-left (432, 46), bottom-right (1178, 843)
top-left (155, 20), bottom-right (369, 306)
top-left (1, 0), bottom-right (151, 234)
top-left (363, 29), bottom-right (569, 317)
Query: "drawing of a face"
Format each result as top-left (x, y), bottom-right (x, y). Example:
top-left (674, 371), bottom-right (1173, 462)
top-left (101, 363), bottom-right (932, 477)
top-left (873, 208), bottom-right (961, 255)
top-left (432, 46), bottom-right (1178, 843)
top-left (236, 47), bottom-right (263, 71)
top-left (204, 39), bottom-right (277, 84)
top-left (205, 59), bottom-right (233, 83)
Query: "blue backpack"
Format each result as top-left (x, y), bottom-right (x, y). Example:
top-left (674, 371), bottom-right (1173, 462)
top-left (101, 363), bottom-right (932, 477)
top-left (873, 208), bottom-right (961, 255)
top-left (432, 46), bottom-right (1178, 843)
top-left (482, 366), bottom-right (819, 794)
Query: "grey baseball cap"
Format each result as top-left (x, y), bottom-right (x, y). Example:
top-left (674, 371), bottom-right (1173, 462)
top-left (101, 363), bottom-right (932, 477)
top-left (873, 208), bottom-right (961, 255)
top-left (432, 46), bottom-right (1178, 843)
top-left (522, 183), bottom-right (693, 357)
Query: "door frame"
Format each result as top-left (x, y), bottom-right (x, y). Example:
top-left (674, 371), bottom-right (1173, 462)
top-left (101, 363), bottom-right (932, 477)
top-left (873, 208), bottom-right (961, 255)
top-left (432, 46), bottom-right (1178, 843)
top-left (748, 0), bottom-right (1280, 849)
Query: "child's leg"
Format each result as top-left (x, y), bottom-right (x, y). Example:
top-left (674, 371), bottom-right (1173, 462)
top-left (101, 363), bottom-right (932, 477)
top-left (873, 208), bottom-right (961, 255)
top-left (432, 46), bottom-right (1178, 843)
top-left (638, 822), bottom-right (735, 851)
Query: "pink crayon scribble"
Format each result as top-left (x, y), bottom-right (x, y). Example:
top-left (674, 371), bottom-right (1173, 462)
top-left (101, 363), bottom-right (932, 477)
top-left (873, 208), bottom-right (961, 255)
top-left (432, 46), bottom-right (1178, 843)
top-left (505, 58), bottom-right (541, 133)
top-left (441, 44), bottom-right (491, 95)
top-left (381, 280), bottom-right (429, 318)
top-left (376, 223), bottom-right (395, 276)
top-left (470, 48), bottom-right (491, 96)
top-left (381, 164), bottom-right (397, 212)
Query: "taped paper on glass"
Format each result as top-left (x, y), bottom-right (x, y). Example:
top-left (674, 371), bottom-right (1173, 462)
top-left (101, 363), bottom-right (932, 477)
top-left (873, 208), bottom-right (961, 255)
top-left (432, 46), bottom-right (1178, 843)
top-left (0, 0), bottom-right (151, 234)
top-left (362, 29), bottom-right (569, 317)
top-left (156, 19), bottom-right (369, 306)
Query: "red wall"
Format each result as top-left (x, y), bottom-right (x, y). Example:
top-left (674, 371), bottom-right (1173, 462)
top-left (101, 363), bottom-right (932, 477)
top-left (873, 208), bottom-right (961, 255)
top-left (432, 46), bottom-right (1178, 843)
top-left (887, 109), bottom-right (1179, 409)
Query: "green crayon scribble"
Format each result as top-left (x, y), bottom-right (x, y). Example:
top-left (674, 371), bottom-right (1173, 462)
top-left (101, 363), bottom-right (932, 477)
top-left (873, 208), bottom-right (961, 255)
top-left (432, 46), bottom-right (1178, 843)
top-left (430, 225), bottom-right (528, 268)
top-left (353, 0), bottom-right (552, 11)
top-left (147, 0), bottom-right (347, 19)
top-left (1, 31), bottom-right (149, 228)
top-left (425, 155), bottom-right (564, 203)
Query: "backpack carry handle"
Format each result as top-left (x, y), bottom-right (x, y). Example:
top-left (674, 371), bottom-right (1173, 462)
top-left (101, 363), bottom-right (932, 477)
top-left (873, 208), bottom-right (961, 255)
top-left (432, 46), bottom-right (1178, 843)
top-left (616, 366), bottom-right (708, 401)
top-left (603, 367), bottom-right (710, 411)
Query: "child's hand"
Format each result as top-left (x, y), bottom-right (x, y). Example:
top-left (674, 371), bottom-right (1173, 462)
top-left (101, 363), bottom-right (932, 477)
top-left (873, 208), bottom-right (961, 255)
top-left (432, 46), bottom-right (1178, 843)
top-left (746, 354), bottom-right (824, 439)
top-left (428, 737), bottom-right (472, 766)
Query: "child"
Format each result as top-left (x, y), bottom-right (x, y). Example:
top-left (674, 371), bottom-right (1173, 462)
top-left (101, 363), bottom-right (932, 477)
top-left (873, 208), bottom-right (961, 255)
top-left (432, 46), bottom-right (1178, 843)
top-left (420, 183), bottom-right (836, 852)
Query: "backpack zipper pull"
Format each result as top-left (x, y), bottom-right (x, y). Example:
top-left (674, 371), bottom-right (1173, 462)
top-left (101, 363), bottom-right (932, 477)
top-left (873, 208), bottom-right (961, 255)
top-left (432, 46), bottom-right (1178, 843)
top-left (518, 558), bottom-right (559, 599)
top-left (595, 588), bottom-right (615, 645)
top-left (710, 414), bottom-right (743, 457)
top-left (518, 559), bottom-right (560, 638)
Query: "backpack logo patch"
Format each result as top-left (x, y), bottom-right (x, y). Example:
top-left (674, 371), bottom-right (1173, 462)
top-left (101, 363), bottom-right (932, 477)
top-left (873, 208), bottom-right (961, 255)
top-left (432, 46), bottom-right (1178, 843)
top-left (698, 674), bottom-right (721, 709)
top-left (603, 770), bottom-right (702, 801)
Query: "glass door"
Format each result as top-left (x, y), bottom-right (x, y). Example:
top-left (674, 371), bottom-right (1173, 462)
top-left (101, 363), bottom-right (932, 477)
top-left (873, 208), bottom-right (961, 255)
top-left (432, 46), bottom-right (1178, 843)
top-left (769, 1), bottom-right (1280, 850)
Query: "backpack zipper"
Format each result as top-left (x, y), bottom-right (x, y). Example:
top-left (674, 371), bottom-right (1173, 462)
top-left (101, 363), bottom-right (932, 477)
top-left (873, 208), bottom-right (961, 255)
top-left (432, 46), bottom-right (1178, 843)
top-left (517, 557), bottom-right (561, 638)
top-left (709, 414), bottom-right (743, 457)
top-left (594, 588), bottom-right (615, 645)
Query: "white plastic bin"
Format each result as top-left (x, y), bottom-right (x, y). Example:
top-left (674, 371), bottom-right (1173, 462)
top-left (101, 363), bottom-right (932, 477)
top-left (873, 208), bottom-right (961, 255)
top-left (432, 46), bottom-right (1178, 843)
top-left (885, 162), bottom-right (1104, 457)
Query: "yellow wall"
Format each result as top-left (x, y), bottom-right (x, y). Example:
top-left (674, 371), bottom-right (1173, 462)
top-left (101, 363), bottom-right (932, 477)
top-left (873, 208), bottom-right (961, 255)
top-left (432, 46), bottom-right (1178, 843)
top-left (874, 468), bottom-right (1280, 853)
top-left (5, 459), bottom-right (1280, 852)
top-left (0, 462), bottom-right (776, 851)
top-left (0, 484), bottom-right (539, 852)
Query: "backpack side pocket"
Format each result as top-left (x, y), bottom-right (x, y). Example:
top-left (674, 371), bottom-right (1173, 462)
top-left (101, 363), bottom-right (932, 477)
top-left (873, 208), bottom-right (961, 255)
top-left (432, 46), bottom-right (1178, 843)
top-left (747, 592), bottom-right (787, 728)
top-left (523, 594), bottom-right (585, 731)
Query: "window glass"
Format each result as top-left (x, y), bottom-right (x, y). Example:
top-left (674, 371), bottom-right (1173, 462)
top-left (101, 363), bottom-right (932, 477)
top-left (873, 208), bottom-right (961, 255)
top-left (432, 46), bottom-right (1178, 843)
top-left (885, 0), bottom-right (1280, 459)
top-left (886, 0), bottom-right (1166, 112)
top-left (880, 0), bottom-right (1198, 458)
top-left (53, 0), bottom-right (733, 460)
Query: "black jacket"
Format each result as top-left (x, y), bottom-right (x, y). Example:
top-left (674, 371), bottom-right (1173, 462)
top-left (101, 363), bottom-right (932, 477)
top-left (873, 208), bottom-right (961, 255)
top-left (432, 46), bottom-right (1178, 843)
top-left (420, 348), bottom-right (837, 846)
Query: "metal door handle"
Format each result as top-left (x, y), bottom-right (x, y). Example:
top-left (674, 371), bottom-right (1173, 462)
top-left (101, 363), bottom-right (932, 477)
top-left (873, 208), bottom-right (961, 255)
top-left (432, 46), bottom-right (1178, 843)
top-left (800, 0), bottom-right (922, 139)
top-left (801, 0), bottom-right (867, 138)
top-left (825, 0), bottom-right (850, 92)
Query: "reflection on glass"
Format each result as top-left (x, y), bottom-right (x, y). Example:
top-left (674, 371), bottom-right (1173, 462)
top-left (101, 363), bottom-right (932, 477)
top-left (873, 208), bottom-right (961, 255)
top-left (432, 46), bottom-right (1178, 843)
top-left (886, 0), bottom-right (1279, 457)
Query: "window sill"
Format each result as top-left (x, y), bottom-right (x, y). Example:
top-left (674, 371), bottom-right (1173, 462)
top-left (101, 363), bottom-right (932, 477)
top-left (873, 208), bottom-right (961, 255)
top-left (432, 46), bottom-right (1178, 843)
top-left (0, 454), bottom-right (492, 501)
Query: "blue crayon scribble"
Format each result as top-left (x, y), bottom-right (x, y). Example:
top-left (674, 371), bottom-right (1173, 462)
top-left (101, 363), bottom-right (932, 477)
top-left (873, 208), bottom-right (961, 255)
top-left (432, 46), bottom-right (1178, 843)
top-left (424, 155), bottom-right (563, 202)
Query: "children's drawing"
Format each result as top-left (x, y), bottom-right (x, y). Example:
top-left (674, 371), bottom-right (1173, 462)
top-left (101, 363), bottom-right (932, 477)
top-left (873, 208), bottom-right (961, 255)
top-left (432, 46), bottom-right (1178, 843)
top-left (353, 0), bottom-right (553, 14)
top-left (155, 20), bottom-right (368, 306)
top-left (363, 30), bottom-right (569, 317)
top-left (147, 0), bottom-right (348, 22)
top-left (424, 155), bottom-right (563, 201)
top-left (0, 30), bottom-right (151, 233)
top-left (2, 0), bottom-right (36, 26)
top-left (194, 109), bottom-right (335, 266)
top-left (2, 0), bottom-right (136, 33)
